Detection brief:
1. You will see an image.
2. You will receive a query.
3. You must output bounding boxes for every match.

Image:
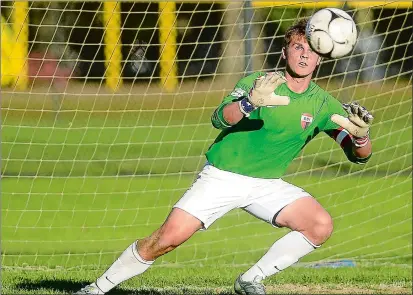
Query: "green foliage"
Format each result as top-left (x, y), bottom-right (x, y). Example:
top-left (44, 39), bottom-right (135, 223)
top-left (266, 7), bottom-right (312, 32)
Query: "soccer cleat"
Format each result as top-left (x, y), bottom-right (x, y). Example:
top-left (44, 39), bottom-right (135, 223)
top-left (74, 283), bottom-right (105, 295)
top-left (234, 275), bottom-right (266, 295)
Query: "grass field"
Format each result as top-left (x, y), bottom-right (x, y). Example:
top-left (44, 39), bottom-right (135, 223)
top-left (2, 79), bottom-right (412, 294)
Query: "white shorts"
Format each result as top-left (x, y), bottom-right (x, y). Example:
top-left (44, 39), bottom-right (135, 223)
top-left (173, 163), bottom-right (311, 229)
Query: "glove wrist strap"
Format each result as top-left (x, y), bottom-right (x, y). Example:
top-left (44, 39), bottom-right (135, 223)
top-left (239, 97), bottom-right (256, 117)
top-left (353, 133), bottom-right (370, 148)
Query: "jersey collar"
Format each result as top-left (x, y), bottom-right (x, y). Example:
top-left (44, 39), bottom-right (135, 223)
top-left (284, 81), bottom-right (314, 99)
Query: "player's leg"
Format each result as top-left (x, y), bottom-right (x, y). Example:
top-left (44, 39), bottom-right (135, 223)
top-left (235, 180), bottom-right (332, 294)
top-left (76, 208), bottom-right (202, 294)
top-left (241, 197), bottom-right (332, 280)
top-left (137, 207), bottom-right (203, 261)
top-left (76, 163), bottom-right (249, 294)
top-left (274, 196), bottom-right (333, 245)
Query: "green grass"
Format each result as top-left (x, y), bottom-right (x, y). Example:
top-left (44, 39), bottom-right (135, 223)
top-left (3, 266), bottom-right (412, 294)
top-left (2, 80), bottom-right (412, 293)
top-left (2, 174), bottom-right (411, 267)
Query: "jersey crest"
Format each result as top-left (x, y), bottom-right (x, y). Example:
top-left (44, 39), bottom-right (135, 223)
top-left (301, 113), bottom-right (313, 129)
top-left (230, 88), bottom-right (246, 98)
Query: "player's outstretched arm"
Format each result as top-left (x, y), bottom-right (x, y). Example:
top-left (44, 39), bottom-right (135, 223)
top-left (328, 102), bottom-right (373, 163)
top-left (211, 72), bottom-right (290, 129)
top-left (238, 71), bottom-right (290, 117)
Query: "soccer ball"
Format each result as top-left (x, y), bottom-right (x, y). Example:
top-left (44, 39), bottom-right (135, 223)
top-left (305, 8), bottom-right (357, 59)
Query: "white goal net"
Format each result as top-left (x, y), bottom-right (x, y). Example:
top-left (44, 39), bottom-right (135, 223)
top-left (2, 1), bottom-right (411, 271)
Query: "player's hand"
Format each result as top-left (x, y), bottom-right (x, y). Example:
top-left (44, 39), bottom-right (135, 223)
top-left (331, 102), bottom-right (374, 138)
top-left (248, 72), bottom-right (290, 107)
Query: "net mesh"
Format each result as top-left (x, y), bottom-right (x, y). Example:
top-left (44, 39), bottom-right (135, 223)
top-left (1, 1), bottom-right (411, 270)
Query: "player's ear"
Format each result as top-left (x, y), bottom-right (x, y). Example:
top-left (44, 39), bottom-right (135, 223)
top-left (282, 47), bottom-right (287, 60)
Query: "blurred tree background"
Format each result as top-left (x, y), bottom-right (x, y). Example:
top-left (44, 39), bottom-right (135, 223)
top-left (1, 1), bottom-right (411, 85)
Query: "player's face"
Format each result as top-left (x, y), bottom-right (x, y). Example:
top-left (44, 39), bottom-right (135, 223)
top-left (283, 35), bottom-right (321, 78)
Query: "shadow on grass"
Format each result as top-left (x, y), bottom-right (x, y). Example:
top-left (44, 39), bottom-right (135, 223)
top-left (14, 279), bottom-right (234, 294)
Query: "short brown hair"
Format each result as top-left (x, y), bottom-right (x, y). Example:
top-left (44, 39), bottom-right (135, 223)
top-left (283, 18), bottom-right (308, 47)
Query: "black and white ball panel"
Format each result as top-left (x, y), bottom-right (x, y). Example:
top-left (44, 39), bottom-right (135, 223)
top-left (306, 8), bottom-right (357, 59)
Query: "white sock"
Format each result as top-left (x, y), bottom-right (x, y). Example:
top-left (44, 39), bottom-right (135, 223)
top-left (95, 241), bottom-right (154, 293)
top-left (241, 231), bottom-right (319, 281)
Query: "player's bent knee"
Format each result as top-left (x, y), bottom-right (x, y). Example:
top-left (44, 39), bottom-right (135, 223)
top-left (311, 213), bottom-right (334, 244)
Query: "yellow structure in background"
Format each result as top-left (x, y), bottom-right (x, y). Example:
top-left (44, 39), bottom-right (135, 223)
top-left (103, 2), bottom-right (123, 90)
top-left (1, 1), bottom-right (411, 91)
top-left (12, 1), bottom-right (29, 89)
top-left (1, 1), bottom-right (29, 89)
top-left (253, 1), bottom-right (343, 7)
top-left (348, 1), bottom-right (412, 8)
top-left (1, 16), bottom-right (14, 86)
top-left (150, 0), bottom-right (412, 91)
top-left (158, 2), bottom-right (178, 92)
top-left (253, 1), bottom-right (412, 8)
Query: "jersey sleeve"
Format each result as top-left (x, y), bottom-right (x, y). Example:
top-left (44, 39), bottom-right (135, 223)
top-left (322, 96), bottom-right (348, 131)
top-left (211, 72), bottom-right (264, 130)
top-left (323, 95), bottom-right (371, 164)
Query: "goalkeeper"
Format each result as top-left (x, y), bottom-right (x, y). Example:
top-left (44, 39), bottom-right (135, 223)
top-left (76, 19), bottom-right (373, 295)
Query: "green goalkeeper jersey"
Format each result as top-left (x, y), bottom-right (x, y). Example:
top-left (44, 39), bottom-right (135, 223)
top-left (206, 72), bottom-right (349, 179)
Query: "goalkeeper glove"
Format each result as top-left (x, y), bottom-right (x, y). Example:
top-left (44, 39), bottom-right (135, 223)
top-left (331, 102), bottom-right (374, 147)
top-left (239, 72), bottom-right (290, 117)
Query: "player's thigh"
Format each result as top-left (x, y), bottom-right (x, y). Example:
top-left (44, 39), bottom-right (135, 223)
top-left (174, 164), bottom-right (250, 229)
top-left (242, 178), bottom-right (310, 227)
top-left (275, 197), bottom-right (333, 233)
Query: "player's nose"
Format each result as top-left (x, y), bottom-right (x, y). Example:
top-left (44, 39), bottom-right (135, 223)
top-left (301, 49), bottom-right (309, 58)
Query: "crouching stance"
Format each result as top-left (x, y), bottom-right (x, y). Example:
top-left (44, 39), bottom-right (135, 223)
top-left (76, 19), bottom-right (373, 295)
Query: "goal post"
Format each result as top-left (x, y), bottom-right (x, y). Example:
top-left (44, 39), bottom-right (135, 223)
top-left (1, 0), bottom-right (412, 275)
top-left (1, 1), bottom-right (29, 89)
top-left (102, 1), bottom-right (123, 90)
